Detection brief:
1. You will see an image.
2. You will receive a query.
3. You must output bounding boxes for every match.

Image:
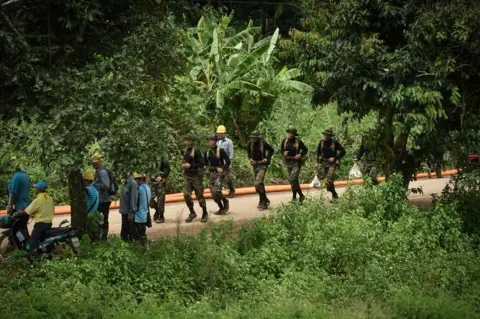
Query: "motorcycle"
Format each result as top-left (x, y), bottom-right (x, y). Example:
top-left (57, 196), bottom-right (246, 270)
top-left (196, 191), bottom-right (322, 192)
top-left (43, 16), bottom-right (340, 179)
top-left (0, 215), bottom-right (80, 259)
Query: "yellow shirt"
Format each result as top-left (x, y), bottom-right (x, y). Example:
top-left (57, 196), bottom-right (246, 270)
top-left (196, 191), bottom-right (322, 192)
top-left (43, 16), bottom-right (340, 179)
top-left (25, 193), bottom-right (55, 223)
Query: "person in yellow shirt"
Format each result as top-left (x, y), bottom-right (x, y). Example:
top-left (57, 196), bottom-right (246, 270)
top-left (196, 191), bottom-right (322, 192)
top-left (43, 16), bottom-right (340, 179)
top-left (13, 181), bottom-right (54, 258)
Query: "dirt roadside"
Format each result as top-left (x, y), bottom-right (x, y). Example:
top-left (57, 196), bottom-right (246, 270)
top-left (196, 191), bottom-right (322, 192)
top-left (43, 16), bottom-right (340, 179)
top-left (42, 177), bottom-right (449, 239)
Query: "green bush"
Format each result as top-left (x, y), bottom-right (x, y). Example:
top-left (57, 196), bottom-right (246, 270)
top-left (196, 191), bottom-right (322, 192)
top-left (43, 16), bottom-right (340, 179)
top-left (1, 176), bottom-right (479, 318)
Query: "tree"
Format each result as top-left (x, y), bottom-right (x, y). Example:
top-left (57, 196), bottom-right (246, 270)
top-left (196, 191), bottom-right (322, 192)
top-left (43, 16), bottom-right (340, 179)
top-left (283, 0), bottom-right (480, 187)
top-left (4, 9), bottom-right (187, 233)
top-left (185, 13), bottom-right (312, 144)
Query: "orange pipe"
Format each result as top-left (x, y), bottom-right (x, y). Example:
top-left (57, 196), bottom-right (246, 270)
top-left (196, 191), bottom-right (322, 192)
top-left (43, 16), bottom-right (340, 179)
top-left (0, 169), bottom-right (458, 216)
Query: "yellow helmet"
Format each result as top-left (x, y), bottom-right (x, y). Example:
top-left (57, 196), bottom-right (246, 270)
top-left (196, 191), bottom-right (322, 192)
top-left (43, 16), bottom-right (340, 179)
top-left (133, 172), bottom-right (142, 179)
top-left (216, 125), bottom-right (227, 134)
top-left (83, 171), bottom-right (95, 181)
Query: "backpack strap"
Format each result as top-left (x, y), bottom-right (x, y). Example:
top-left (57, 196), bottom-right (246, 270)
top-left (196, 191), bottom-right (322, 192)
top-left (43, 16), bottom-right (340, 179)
top-left (284, 138), bottom-right (299, 154)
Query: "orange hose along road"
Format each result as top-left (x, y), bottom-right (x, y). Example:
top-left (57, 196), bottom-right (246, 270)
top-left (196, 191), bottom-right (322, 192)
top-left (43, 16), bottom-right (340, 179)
top-left (0, 170), bottom-right (458, 216)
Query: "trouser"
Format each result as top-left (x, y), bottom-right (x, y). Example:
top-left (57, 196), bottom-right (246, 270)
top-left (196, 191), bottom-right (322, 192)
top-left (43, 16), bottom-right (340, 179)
top-left (317, 161), bottom-right (338, 198)
top-left (29, 222), bottom-right (52, 257)
top-left (12, 212), bottom-right (29, 248)
top-left (285, 160), bottom-right (302, 195)
top-left (151, 181), bottom-right (167, 219)
top-left (120, 215), bottom-right (134, 242)
top-left (131, 222), bottom-right (147, 243)
top-left (183, 171), bottom-right (206, 213)
top-left (209, 171), bottom-right (225, 205)
top-left (427, 161), bottom-right (442, 178)
top-left (98, 201), bottom-right (111, 240)
top-left (221, 168), bottom-right (235, 193)
top-left (363, 162), bottom-right (378, 185)
top-left (253, 164), bottom-right (268, 201)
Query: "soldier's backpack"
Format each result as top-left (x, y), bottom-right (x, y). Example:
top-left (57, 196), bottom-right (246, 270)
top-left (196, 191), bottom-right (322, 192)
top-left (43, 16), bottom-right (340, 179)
top-left (319, 139), bottom-right (340, 166)
top-left (283, 138), bottom-right (307, 165)
top-left (251, 140), bottom-right (270, 164)
top-left (207, 147), bottom-right (221, 166)
top-left (97, 168), bottom-right (118, 196)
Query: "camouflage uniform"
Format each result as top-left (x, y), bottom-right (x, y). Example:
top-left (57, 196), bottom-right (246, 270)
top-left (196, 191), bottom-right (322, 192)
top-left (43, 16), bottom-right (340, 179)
top-left (248, 132), bottom-right (275, 209)
top-left (316, 130), bottom-right (346, 199)
top-left (182, 145), bottom-right (208, 223)
top-left (281, 126), bottom-right (308, 202)
top-left (355, 140), bottom-right (379, 185)
top-left (150, 158), bottom-right (170, 223)
top-left (205, 140), bottom-right (231, 214)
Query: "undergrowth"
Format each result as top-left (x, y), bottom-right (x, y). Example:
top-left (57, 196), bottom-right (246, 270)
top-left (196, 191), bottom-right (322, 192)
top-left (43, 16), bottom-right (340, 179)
top-left (0, 174), bottom-right (479, 318)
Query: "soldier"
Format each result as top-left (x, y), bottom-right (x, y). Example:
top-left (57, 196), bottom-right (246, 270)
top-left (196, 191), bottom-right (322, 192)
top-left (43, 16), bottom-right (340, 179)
top-left (216, 125), bottom-right (236, 198)
top-left (247, 130), bottom-right (274, 210)
top-left (315, 129), bottom-right (346, 201)
top-left (182, 133), bottom-right (208, 223)
top-left (354, 130), bottom-right (379, 185)
top-left (280, 126), bottom-right (308, 203)
top-left (150, 157), bottom-right (170, 223)
top-left (205, 134), bottom-right (231, 215)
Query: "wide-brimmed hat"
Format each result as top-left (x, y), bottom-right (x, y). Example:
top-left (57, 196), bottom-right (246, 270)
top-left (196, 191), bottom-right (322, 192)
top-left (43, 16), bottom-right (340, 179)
top-left (286, 125), bottom-right (298, 135)
top-left (91, 153), bottom-right (104, 163)
top-left (249, 130), bottom-right (262, 138)
top-left (322, 128), bottom-right (335, 136)
top-left (183, 132), bottom-right (196, 141)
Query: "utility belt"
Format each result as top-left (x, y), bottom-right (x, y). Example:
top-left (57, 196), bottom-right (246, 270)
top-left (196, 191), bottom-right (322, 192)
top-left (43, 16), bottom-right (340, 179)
top-left (285, 155), bottom-right (307, 165)
top-left (318, 157), bottom-right (340, 166)
top-left (184, 167), bottom-right (203, 175)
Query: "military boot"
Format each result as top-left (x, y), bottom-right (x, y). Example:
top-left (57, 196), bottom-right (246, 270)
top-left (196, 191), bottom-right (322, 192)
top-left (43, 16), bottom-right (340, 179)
top-left (155, 211), bottom-right (165, 224)
top-left (260, 194), bottom-right (270, 211)
top-left (201, 207), bottom-right (208, 223)
top-left (214, 201), bottom-right (224, 215)
top-left (153, 210), bottom-right (160, 221)
top-left (299, 193), bottom-right (306, 204)
top-left (257, 193), bottom-right (264, 209)
top-left (185, 207), bottom-right (197, 223)
top-left (222, 198), bottom-right (229, 213)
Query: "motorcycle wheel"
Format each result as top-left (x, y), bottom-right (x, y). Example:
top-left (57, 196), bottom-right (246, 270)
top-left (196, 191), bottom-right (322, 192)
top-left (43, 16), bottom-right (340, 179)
top-left (0, 234), bottom-right (14, 257)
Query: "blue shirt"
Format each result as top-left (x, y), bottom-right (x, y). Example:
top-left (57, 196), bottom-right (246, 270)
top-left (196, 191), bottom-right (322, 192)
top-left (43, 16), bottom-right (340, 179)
top-left (86, 185), bottom-right (99, 215)
top-left (9, 171), bottom-right (30, 210)
top-left (217, 137), bottom-right (234, 160)
top-left (135, 184), bottom-right (151, 223)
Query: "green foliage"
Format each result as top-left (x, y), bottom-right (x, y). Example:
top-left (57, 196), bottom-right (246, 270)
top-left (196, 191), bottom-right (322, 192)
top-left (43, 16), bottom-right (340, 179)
top-left (438, 171), bottom-right (480, 247)
top-left (186, 13), bottom-right (312, 141)
top-left (280, 0), bottom-right (480, 185)
top-left (1, 177), bottom-right (480, 318)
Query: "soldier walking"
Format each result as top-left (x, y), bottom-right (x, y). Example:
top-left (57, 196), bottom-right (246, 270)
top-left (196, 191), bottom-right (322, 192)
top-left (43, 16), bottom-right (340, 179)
top-left (182, 133), bottom-right (208, 223)
top-left (315, 129), bottom-right (346, 201)
top-left (354, 129), bottom-right (379, 185)
top-left (216, 125), bottom-right (236, 198)
top-left (247, 130), bottom-right (274, 210)
top-left (150, 157), bottom-right (170, 223)
top-left (205, 134), bottom-right (231, 215)
top-left (280, 126), bottom-right (308, 203)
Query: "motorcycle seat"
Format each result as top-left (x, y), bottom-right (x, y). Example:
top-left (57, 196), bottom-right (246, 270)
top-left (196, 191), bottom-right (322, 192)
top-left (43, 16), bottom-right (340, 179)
top-left (44, 227), bottom-right (73, 237)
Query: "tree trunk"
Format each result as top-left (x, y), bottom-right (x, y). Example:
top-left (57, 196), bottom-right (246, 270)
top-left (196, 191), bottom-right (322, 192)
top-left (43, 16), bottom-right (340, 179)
top-left (382, 105), bottom-right (395, 180)
top-left (68, 169), bottom-right (87, 236)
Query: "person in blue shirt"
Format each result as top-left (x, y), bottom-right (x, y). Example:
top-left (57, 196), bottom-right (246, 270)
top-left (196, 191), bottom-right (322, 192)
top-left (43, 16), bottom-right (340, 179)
top-left (83, 171), bottom-right (99, 215)
top-left (133, 174), bottom-right (151, 243)
top-left (7, 166), bottom-right (30, 240)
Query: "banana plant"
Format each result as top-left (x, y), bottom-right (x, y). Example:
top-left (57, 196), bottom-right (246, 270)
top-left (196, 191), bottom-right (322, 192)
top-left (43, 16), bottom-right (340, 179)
top-left (187, 14), bottom-right (312, 116)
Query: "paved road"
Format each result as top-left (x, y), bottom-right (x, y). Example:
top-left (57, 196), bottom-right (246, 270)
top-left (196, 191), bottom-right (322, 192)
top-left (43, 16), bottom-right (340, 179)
top-left (44, 178), bottom-right (449, 239)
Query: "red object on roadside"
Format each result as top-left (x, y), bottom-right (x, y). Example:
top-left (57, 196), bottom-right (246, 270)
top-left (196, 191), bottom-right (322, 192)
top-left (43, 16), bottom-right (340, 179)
top-left (468, 154), bottom-right (479, 162)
